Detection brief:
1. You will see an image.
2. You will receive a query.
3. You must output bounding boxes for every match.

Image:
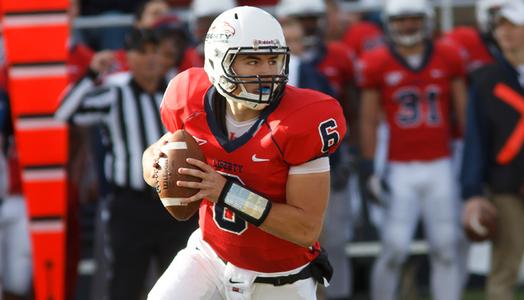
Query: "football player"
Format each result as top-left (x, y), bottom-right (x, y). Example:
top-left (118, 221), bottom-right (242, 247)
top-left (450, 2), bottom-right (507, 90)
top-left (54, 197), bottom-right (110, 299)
top-left (358, 0), bottom-right (468, 299)
top-left (142, 6), bottom-right (346, 300)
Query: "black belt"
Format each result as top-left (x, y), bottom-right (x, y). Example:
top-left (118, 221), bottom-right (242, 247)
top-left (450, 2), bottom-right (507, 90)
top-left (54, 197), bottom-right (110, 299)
top-left (254, 264), bottom-right (314, 286)
top-left (211, 247), bottom-right (332, 287)
top-left (254, 248), bottom-right (333, 287)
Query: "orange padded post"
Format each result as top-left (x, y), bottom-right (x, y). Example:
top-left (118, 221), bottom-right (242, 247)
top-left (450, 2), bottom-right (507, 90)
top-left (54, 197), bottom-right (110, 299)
top-left (1, 1), bottom-right (70, 299)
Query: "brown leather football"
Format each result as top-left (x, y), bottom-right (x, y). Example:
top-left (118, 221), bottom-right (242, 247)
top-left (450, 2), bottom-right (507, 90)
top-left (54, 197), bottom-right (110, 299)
top-left (155, 129), bottom-right (205, 220)
top-left (463, 198), bottom-right (498, 242)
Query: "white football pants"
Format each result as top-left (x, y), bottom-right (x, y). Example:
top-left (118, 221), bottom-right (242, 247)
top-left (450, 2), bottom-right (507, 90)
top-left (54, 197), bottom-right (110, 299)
top-left (148, 229), bottom-right (317, 300)
top-left (371, 158), bottom-right (462, 300)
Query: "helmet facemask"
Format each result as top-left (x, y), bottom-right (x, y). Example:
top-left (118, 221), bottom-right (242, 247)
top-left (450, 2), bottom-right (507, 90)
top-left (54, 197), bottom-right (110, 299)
top-left (217, 46), bottom-right (290, 110)
top-left (204, 6), bottom-right (290, 110)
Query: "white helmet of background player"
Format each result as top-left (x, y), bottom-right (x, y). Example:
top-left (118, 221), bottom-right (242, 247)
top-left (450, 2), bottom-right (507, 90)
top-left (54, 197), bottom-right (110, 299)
top-left (275, 0), bottom-right (326, 18)
top-left (383, 0), bottom-right (434, 47)
top-left (204, 6), bottom-right (290, 110)
top-left (191, 0), bottom-right (236, 18)
top-left (476, 0), bottom-right (510, 33)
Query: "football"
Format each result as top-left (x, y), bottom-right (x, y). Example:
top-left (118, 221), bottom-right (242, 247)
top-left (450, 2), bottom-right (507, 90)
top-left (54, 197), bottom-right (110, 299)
top-left (156, 129), bottom-right (205, 220)
top-left (463, 198), bottom-right (498, 242)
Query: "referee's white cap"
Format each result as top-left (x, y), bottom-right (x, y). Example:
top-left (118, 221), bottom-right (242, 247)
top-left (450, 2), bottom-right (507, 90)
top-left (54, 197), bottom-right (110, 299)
top-left (498, 0), bottom-right (524, 25)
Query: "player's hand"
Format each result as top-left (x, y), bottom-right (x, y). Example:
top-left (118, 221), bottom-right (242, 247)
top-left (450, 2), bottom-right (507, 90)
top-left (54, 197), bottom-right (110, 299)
top-left (358, 159), bottom-right (388, 206)
top-left (176, 158), bottom-right (227, 204)
top-left (147, 132), bottom-right (176, 186)
top-left (366, 174), bottom-right (389, 206)
top-left (90, 50), bottom-right (116, 74)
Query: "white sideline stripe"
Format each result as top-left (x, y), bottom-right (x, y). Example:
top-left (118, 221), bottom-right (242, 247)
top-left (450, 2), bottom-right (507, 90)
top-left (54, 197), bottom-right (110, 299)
top-left (161, 197), bottom-right (187, 206)
top-left (10, 65), bottom-right (67, 79)
top-left (23, 169), bottom-right (66, 182)
top-left (16, 118), bottom-right (66, 130)
top-left (76, 241), bottom-right (430, 276)
top-left (161, 142), bottom-right (187, 152)
top-left (4, 14), bottom-right (68, 27)
top-left (30, 220), bottom-right (64, 233)
top-left (345, 241), bottom-right (429, 258)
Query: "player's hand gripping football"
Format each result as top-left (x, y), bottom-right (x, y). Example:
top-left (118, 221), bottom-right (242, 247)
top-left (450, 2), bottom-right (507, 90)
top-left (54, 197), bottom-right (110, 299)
top-left (146, 132), bottom-right (174, 189)
top-left (176, 158), bottom-right (227, 204)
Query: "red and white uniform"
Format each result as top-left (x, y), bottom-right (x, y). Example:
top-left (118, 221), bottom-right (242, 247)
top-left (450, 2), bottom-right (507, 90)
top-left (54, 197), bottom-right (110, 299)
top-left (359, 41), bottom-right (467, 300)
top-left (442, 27), bottom-right (494, 73)
top-left (160, 68), bottom-right (346, 273)
top-left (358, 41), bottom-right (466, 162)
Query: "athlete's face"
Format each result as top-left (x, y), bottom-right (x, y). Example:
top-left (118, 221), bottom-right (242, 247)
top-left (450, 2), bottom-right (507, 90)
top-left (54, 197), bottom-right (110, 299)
top-left (494, 18), bottom-right (524, 53)
top-left (231, 54), bottom-right (286, 95)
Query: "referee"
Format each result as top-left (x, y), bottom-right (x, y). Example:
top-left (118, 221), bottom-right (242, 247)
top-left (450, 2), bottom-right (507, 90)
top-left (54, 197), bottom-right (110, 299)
top-left (55, 28), bottom-right (197, 300)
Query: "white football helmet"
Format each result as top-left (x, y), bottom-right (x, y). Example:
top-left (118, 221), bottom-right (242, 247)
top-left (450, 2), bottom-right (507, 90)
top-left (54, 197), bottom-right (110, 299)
top-left (383, 0), bottom-right (434, 47)
top-left (476, 0), bottom-right (510, 33)
top-left (204, 6), bottom-right (289, 110)
top-left (275, 0), bottom-right (326, 18)
top-left (191, 0), bottom-right (237, 19)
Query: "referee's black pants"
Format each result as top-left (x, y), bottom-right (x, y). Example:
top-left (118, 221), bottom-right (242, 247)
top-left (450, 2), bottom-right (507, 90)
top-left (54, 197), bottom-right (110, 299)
top-left (108, 186), bottom-right (198, 300)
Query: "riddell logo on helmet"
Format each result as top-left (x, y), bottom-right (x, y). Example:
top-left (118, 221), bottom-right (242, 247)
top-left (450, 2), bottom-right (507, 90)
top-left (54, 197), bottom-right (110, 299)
top-left (253, 39), bottom-right (281, 47)
top-left (206, 22), bottom-right (236, 42)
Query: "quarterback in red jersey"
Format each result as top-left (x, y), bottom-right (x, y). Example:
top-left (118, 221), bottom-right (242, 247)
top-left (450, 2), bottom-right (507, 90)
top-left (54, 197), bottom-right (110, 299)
top-left (142, 6), bottom-right (346, 300)
top-left (358, 1), bottom-right (468, 300)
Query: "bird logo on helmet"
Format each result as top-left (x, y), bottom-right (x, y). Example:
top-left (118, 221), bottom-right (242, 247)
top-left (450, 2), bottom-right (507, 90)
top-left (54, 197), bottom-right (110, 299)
top-left (204, 6), bottom-right (290, 111)
top-left (383, 0), bottom-right (434, 47)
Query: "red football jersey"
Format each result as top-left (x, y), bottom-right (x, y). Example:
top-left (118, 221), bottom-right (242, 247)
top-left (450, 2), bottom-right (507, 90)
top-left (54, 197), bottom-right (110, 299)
top-left (357, 41), bottom-right (466, 161)
top-left (161, 68), bottom-right (346, 272)
top-left (343, 21), bottom-right (384, 58)
top-left (316, 41), bottom-right (355, 97)
top-left (442, 27), bottom-right (494, 73)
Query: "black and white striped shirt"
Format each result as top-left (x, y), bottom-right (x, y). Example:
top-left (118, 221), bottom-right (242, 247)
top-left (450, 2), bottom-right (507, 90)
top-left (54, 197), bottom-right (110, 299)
top-left (55, 71), bottom-right (167, 191)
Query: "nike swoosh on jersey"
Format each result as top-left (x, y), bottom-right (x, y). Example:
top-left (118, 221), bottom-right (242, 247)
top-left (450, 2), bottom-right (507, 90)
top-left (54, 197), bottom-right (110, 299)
top-left (252, 154), bottom-right (270, 162)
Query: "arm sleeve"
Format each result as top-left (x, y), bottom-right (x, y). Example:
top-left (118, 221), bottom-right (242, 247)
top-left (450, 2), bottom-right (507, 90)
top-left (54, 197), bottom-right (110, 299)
top-left (55, 70), bottom-right (117, 126)
top-left (460, 87), bottom-right (488, 199)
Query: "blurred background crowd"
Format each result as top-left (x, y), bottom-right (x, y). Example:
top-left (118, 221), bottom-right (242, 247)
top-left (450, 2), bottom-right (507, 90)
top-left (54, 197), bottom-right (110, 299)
top-left (1, 0), bottom-right (524, 299)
